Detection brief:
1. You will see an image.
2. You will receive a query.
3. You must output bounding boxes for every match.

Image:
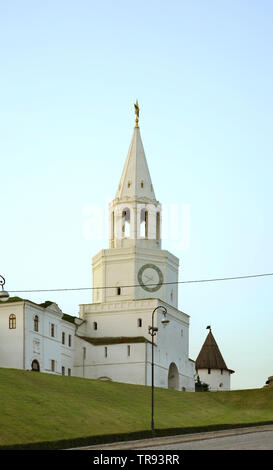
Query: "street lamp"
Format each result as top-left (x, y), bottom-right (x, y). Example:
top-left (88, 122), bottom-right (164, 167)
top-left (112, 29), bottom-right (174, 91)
top-left (148, 305), bottom-right (169, 433)
top-left (0, 275), bottom-right (9, 302)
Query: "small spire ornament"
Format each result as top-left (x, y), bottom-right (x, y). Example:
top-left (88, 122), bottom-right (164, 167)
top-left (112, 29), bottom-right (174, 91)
top-left (134, 100), bottom-right (139, 127)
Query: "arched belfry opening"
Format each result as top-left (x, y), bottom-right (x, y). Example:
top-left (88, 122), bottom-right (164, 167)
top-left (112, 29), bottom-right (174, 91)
top-left (140, 208), bottom-right (148, 238)
top-left (168, 362), bottom-right (179, 390)
top-left (122, 208), bottom-right (130, 238)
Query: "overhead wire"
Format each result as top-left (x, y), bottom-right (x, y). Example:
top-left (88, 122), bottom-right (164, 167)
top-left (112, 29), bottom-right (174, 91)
top-left (8, 272), bottom-right (273, 294)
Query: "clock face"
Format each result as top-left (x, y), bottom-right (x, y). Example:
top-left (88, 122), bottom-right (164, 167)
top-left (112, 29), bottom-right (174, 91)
top-left (137, 264), bottom-right (164, 292)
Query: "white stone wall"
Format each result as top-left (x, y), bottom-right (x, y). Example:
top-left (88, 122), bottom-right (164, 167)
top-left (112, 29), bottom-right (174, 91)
top-left (0, 301), bottom-right (24, 369)
top-left (73, 336), bottom-right (147, 385)
top-left (197, 368), bottom-right (231, 391)
top-left (78, 298), bottom-right (195, 391)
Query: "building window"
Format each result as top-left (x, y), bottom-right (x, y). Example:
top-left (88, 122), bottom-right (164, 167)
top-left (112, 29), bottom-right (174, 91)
top-left (141, 180), bottom-right (144, 188)
top-left (83, 347), bottom-right (86, 360)
top-left (138, 318), bottom-right (142, 327)
top-left (208, 368), bottom-right (211, 374)
top-left (62, 332), bottom-right (65, 345)
top-left (68, 335), bottom-right (72, 347)
top-left (51, 360), bottom-right (55, 372)
top-left (51, 323), bottom-right (55, 338)
top-left (34, 315), bottom-right (39, 332)
top-left (221, 369), bottom-right (223, 375)
top-left (117, 287), bottom-right (121, 295)
top-left (62, 366), bottom-right (65, 376)
top-left (104, 347), bottom-right (108, 358)
top-left (127, 345), bottom-right (131, 357)
top-left (93, 322), bottom-right (97, 330)
top-left (9, 314), bottom-right (16, 329)
top-left (68, 368), bottom-right (71, 376)
top-left (127, 181), bottom-right (131, 188)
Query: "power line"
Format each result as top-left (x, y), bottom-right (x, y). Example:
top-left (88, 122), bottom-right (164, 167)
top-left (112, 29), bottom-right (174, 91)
top-left (8, 272), bottom-right (273, 294)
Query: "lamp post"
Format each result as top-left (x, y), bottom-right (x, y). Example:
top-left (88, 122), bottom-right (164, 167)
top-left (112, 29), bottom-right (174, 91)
top-left (0, 275), bottom-right (9, 302)
top-left (148, 305), bottom-right (169, 433)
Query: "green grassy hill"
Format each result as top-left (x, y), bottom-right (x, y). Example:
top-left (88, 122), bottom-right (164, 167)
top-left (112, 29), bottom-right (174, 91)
top-left (0, 368), bottom-right (272, 449)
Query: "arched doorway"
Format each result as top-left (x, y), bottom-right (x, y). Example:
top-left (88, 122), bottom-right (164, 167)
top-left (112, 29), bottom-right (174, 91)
top-left (31, 360), bottom-right (40, 372)
top-left (168, 362), bottom-right (179, 390)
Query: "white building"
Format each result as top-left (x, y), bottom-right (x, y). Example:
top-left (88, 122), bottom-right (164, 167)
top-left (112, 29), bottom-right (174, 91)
top-left (195, 327), bottom-right (234, 391)
top-left (0, 107), bottom-right (195, 391)
top-left (0, 298), bottom-right (75, 375)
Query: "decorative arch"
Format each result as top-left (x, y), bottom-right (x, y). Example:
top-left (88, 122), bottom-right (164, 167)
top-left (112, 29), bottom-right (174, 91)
top-left (168, 362), bottom-right (179, 390)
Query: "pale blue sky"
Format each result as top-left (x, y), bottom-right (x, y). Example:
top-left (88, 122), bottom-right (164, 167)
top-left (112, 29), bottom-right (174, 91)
top-left (1, 1), bottom-right (273, 390)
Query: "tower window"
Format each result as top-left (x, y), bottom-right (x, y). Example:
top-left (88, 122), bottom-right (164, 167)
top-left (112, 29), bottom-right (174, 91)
top-left (138, 318), bottom-right (142, 327)
top-left (117, 287), bottom-right (121, 295)
top-left (9, 314), bottom-right (16, 329)
top-left (141, 181), bottom-right (144, 188)
top-left (51, 323), bottom-right (55, 338)
top-left (156, 212), bottom-right (160, 240)
top-left (68, 335), bottom-right (72, 347)
top-left (140, 209), bottom-right (148, 238)
top-left (208, 368), bottom-right (211, 374)
top-left (127, 181), bottom-right (131, 188)
top-left (62, 332), bottom-right (65, 344)
top-left (104, 347), bottom-right (108, 358)
top-left (93, 321), bottom-right (98, 330)
top-left (111, 211), bottom-right (115, 240)
top-left (34, 315), bottom-right (39, 332)
top-left (122, 208), bottom-right (130, 238)
top-left (127, 345), bottom-right (131, 357)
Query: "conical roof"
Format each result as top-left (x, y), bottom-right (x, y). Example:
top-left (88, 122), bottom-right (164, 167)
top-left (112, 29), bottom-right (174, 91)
top-left (195, 330), bottom-right (234, 373)
top-left (116, 126), bottom-right (156, 202)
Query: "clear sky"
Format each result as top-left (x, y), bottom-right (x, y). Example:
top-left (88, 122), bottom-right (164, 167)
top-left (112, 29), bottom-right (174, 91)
top-left (1, 1), bottom-right (273, 390)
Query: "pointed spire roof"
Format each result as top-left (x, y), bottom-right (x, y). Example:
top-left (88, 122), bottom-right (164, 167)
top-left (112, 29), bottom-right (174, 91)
top-left (116, 125), bottom-right (156, 202)
top-left (195, 329), bottom-right (234, 373)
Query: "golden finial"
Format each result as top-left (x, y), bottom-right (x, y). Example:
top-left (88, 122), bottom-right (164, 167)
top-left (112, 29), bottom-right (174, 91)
top-left (134, 100), bottom-right (139, 127)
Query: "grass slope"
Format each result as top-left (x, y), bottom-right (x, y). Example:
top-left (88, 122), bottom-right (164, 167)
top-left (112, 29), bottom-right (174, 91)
top-left (0, 368), bottom-right (272, 449)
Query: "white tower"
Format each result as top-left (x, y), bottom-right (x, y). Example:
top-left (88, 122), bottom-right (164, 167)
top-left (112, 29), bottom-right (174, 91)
top-left (93, 110), bottom-right (179, 307)
top-left (195, 327), bottom-right (235, 391)
top-left (76, 103), bottom-right (195, 391)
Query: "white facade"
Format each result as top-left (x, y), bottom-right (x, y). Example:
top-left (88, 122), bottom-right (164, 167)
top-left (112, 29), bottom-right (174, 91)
top-left (0, 300), bottom-right (75, 376)
top-left (74, 298), bottom-right (195, 390)
top-left (196, 369), bottom-right (231, 391)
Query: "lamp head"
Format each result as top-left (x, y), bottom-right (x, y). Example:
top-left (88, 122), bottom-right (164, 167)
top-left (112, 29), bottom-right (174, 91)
top-left (0, 289), bottom-right (9, 302)
top-left (0, 275), bottom-right (9, 302)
